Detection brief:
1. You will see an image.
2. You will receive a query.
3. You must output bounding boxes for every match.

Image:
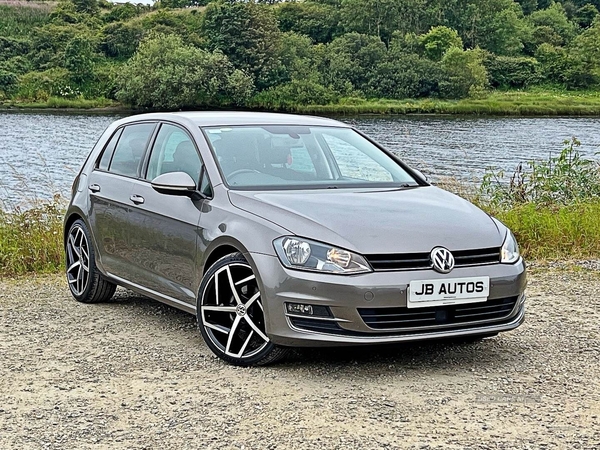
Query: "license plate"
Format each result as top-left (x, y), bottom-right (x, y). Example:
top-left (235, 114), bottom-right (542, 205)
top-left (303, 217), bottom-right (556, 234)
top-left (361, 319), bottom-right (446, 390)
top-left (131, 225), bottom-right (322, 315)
top-left (408, 276), bottom-right (490, 308)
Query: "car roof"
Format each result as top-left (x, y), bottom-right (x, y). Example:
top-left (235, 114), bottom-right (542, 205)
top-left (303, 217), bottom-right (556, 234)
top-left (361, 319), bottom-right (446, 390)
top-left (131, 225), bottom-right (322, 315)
top-left (121, 111), bottom-right (350, 128)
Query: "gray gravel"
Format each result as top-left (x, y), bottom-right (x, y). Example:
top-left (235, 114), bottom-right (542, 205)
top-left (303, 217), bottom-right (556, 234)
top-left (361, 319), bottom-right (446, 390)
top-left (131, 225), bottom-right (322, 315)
top-left (1, 269), bottom-right (599, 449)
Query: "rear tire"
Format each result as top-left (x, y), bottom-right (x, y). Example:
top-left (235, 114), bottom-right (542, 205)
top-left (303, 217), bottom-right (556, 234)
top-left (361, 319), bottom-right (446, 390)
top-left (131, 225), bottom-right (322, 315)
top-left (197, 253), bottom-right (288, 366)
top-left (65, 219), bottom-right (116, 303)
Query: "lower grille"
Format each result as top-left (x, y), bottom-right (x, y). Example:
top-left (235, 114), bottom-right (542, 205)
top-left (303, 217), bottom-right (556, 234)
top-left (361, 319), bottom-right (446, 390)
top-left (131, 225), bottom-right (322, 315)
top-left (289, 317), bottom-right (344, 334)
top-left (358, 296), bottom-right (519, 331)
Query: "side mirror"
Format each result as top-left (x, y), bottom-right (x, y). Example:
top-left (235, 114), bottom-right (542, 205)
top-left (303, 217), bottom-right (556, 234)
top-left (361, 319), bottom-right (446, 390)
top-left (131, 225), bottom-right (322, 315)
top-left (151, 172), bottom-right (196, 195)
top-left (412, 168), bottom-right (428, 182)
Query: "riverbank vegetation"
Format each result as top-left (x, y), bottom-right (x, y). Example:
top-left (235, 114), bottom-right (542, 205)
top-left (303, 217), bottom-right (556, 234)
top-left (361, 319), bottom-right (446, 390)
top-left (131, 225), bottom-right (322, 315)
top-left (2, 0), bottom-right (600, 113)
top-left (1, 138), bottom-right (598, 277)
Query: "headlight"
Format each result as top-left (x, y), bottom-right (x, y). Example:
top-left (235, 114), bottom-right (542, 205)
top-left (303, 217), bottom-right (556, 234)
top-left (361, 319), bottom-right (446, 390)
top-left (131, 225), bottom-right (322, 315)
top-left (273, 237), bottom-right (372, 274)
top-left (500, 230), bottom-right (520, 264)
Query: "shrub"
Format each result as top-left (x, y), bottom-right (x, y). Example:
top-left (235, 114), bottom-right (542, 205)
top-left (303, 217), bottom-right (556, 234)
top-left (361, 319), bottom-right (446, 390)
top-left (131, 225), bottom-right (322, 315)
top-left (480, 138), bottom-right (600, 207)
top-left (369, 55), bottom-right (443, 99)
top-left (440, 47), bottom-right (489, 98)
top-left (0, 70), bottom-right (18, 95)
top-left (16, 68), bottom-right (71, 101)
top-left (100, 21), bottom-right (144, 59)
top-left (485, 55), bottom-right (542, 88)
top-left (252, 79), bottom-right (338, 109)
top-left (117, 33), bottom-right (254, 109)
top-left (419, 26), bottom-right (462, 61)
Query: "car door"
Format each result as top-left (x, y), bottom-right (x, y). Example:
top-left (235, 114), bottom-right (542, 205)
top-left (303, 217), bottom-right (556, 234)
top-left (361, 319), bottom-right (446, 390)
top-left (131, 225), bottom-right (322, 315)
top-left (125, 122), bottom-right (209, 305)
top-left (87, 122), bottom-right (157, 279)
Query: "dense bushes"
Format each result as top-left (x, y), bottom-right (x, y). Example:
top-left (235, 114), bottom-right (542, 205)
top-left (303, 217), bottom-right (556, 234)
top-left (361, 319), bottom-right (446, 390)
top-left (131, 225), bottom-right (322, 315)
top-left (2, 0), bottom-right (600, 109)
top-left (116, 33), bottom-right (253, 109)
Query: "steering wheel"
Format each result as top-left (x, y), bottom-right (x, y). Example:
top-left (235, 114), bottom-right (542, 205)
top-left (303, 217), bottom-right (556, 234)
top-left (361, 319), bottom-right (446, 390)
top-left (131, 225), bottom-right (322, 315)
top-left (227, 169), bottom-right (260, 179)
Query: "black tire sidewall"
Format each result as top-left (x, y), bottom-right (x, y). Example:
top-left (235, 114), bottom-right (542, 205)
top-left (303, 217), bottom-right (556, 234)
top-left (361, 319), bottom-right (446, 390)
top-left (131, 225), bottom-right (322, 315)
top-left (197, 253), bottom-right (278, 367)
top-left (66, 219), bottom-right (98, 302)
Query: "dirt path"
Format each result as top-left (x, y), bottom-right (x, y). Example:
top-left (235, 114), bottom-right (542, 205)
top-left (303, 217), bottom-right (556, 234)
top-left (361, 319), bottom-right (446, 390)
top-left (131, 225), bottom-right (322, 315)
top-left (1, 269), bottom-right (599, 449)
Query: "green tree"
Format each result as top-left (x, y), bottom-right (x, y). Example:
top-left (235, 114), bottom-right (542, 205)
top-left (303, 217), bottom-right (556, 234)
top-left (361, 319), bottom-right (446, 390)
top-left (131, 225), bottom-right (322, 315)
top-left (529, 2), bottom-right (578, 44)
top-left (340, 0), bottom-right (427, 43)
top-left (276, 1), bottom-right (341, 43)
top-left (440, 47), bottom-right (489, 98)
top-left (100, 21), bottom-right (144, 59)
top-left (575, 4), bottom-right (599, 28)
top-left (568, 17), bottom-right (600, 85)
top-left (64, 35), bottom-right (96, 85)
top-left (72, 0), bottom-right (98, 15)
top-left (419, 26), bottom-right (463, 61)
top-left (117, 33), bottom-right (254, 109)
top-left (202, 1), bottom-right (282, 89)
top-left (325, 32), bottom-right (386, 92)
top-left (278, 32), bottom-right (323, 82)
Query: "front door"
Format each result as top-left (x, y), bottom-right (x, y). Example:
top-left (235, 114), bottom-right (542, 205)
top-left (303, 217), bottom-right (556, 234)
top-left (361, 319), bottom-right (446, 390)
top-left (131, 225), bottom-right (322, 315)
top-left (126, 123), bottom-right (206, 305)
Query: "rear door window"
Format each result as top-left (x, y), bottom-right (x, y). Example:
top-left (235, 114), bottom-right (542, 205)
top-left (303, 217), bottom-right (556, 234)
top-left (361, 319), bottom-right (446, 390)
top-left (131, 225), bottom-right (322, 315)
top-left (108, 123), bottom-right (156, 178)
top-left (98, 128), bottom-right (123, 171)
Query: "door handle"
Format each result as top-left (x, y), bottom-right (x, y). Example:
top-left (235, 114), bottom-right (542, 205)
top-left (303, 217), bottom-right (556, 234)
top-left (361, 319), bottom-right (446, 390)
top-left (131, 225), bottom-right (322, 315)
top-left (88, 184), bottom-right (101, 193)
top-left (130, 194), bottom-right (145, 205)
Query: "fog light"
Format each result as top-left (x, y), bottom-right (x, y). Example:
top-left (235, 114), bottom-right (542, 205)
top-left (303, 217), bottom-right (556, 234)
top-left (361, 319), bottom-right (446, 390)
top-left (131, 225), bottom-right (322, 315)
top-left (287, 303), bottom-right (314, 315)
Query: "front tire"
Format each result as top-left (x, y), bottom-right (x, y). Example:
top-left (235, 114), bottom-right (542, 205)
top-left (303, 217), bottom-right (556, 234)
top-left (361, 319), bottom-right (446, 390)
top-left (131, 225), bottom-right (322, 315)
top-left (65, 219), bottom-right (116, 303)
top-left (197, 253), bottom-right (288, 366)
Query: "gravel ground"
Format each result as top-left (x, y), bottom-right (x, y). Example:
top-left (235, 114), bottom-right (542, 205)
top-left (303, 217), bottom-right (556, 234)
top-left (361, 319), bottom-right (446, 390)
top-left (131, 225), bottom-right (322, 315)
top-left (1, 269), bottom-right (599, 449)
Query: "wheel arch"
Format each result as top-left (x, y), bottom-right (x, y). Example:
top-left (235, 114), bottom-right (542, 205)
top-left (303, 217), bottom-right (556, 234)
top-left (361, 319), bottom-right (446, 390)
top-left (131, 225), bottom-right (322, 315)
top-left (201, 237), bottom-right (252, 275)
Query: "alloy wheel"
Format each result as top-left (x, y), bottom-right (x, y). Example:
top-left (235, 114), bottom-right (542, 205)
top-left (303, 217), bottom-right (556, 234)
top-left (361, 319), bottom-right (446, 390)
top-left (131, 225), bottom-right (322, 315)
top-left (200, 262), bottom-right (269, 359)
top-left (66, 224), bottom-right (90, 296)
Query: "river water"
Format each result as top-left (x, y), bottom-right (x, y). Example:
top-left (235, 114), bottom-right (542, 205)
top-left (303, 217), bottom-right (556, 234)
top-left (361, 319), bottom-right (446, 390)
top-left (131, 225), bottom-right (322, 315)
top-left (1, 111), bottom-right (599, 205)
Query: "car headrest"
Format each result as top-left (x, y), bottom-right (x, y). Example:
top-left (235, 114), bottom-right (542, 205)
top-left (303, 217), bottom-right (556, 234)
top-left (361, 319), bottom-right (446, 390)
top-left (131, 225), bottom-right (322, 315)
top-left (260, 145), bottom-right (290, 166)
top-left (213, 132), bottom-right (259, 167)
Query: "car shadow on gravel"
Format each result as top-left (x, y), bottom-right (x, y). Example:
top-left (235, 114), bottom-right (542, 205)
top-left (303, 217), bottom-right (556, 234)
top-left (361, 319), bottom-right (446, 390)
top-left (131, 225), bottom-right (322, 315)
top-left (107, 289), bottom-right (528, 372)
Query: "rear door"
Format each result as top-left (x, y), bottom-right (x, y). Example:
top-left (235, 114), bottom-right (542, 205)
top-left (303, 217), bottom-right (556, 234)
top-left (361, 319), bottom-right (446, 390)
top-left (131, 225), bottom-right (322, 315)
top-left (125, 122), bottom-right (209, 305)
top-left (87, 122), bottom-right (157, 279)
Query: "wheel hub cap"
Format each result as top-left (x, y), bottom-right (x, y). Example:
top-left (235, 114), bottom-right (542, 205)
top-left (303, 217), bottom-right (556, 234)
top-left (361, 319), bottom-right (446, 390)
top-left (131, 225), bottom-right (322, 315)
top-left (235, 304), bottom-right (246, 317)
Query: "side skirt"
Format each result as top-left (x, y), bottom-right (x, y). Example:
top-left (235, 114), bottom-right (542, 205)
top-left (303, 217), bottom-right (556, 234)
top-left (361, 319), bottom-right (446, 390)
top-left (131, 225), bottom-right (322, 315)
top-left (106, 272), bottom-right (197, 315)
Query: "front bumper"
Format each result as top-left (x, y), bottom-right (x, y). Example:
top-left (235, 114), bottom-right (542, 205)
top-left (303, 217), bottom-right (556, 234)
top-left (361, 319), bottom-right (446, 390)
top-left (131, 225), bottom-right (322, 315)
top-left (249, 253), bottom-right (527, 347)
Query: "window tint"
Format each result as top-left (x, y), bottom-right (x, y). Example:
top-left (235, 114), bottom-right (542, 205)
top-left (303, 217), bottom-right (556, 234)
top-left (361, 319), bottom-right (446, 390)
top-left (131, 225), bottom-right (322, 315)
top-left (98, 128), bottom-right (123, 171)
top-left (322, 133), bottom-right (393, 182)
top-left (108, 123), bottom-right (155, 178)
top-left (146, 124), bottom-right (202, 184)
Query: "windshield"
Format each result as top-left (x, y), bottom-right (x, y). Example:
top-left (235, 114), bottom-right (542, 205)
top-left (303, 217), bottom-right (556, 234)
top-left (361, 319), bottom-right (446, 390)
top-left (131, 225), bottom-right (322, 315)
top-left (202, 125), bottom-right (418, 190)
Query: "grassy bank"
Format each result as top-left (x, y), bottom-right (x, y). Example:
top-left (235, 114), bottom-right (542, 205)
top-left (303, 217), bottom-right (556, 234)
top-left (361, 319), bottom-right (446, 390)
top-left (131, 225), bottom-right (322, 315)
top-left (1, 97), bottom-right (119, 110)
top-left (290, 91), bottom-right (600, 116)
top-left (3, 91), bottom-right (600, 115)
top-left (491, 202), bottom-right (600, 260)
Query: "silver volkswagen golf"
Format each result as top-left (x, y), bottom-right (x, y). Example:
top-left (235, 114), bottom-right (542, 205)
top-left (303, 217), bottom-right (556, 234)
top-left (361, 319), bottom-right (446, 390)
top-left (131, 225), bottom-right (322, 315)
top-left (64, 112), bottom-right (526, 366)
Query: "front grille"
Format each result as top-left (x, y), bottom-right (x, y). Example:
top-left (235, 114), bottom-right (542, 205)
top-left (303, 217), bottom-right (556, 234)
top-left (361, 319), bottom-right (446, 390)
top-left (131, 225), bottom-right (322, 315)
top-left (365, 247), bottom-right (500, 271)
top-left (358, 296), bottom-right (519, 331)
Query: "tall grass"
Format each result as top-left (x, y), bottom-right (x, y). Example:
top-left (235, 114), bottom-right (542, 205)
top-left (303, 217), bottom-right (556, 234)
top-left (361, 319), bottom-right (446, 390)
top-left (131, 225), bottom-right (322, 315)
top-left (0, 195), bottom-right (64, 277)
top-left (491, 202), bottom-right (600, 260)
top-left (3, 97), bottom-right (119, 109)
top-left (0, 5), bottom-right (51, 37)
